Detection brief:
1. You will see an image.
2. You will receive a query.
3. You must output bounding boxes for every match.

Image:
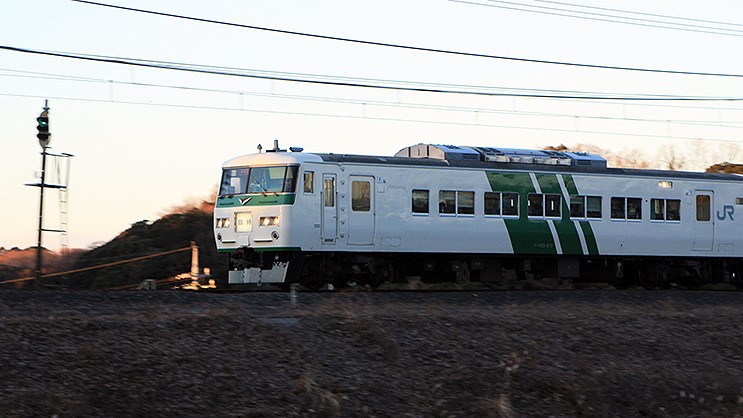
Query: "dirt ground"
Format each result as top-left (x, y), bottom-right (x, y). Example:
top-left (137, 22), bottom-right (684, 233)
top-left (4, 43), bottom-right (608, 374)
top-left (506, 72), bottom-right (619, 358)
top-left (1, 289), bottom-right (743, 417)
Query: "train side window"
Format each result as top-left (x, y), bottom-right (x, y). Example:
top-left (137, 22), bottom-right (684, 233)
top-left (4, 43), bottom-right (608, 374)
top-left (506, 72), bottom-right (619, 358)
top-left (528, 193), bottom-right (543, 217)
top-left (484, 192), bottom-right (501, 216)
top-left (323, 177), bottom-right (335, 207)
top-left (627, 198), bottom-right (642, 220)
top-left (650, 198), bottom-right (665, 220)
top-left (610, 197), bottom-right (625, 219)
top-left (439, 191), bottom-right (456, 215)
top-left (303, 171), bottom-right (314, 194)
top-left (667, 199), bottom-right (681, 221)
top-left (502, 192), bottom-right (519, 216)
top-left (458, 191), bottom-right (475, 215)
top-left (412, 189), bottom-right (429, 214)
top-left (697, 195), bottom-right (711, 221)
top-left (351, 181), bottom-right (371, 212)
top-left (570, 195), bottom-right (585, 218)
top-left (586, 196), bottom-right (602, 219)
top-left (283, 166), bottom-right (298, 192)
top-left (545, 194), bottom-right (561, 218)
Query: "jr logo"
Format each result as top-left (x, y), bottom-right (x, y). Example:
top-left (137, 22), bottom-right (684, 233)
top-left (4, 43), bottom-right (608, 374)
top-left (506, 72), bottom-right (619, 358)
top-left (717, 205), bottom-right (735, 221)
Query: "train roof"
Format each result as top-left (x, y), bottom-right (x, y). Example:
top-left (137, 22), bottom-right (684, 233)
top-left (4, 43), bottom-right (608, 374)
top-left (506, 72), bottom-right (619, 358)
top-left (318, 143), bottom-right (743, 182)
top-left (224, 142), bottom-right (743, 182)
top-left (316, 153), bottom-right (743, 182)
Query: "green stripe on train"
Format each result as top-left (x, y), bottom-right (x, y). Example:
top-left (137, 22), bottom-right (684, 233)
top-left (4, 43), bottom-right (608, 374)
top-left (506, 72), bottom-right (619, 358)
top-left (535, 174), bottom-right (583, 255)
top-left (560, 174), bottom-right (599, 256)
top-left (486, 171), bottom-right (601, 256)
top-left (216, 193), bottom-right (296, 208)
top-left (486, 172), bottom-right (557, 255)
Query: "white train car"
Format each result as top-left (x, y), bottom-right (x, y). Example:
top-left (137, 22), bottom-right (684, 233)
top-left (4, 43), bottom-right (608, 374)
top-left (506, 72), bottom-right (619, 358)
top-left (214, 142), bottom-right (743, 289)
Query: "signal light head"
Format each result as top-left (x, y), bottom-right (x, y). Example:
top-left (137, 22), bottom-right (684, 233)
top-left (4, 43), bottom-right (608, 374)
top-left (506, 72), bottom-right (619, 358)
top-left (36, 110), bottom-right (50, 147)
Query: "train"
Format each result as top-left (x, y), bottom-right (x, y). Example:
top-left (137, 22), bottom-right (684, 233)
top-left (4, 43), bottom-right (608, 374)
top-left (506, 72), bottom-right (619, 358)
top-left (213, 140), bottom-right (743, 289)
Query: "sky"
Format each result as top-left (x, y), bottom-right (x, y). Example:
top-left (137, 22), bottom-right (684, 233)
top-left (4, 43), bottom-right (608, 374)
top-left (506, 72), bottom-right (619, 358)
top-left (2, 0), bottom-right (743, 251)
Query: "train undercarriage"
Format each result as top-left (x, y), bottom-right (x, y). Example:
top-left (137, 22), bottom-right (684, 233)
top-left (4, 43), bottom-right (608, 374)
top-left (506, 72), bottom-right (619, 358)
top-left (227, 248), bottom-right (743, 290)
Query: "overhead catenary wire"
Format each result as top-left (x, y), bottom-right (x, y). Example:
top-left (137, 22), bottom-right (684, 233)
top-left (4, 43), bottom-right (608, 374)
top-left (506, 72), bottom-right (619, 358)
top-left (3, 65), bottom-right (712, 101)
top-left (3, 68), bottom-right (743, 129)
top-left (4, 91), bottom-right (743, 146)
top-left (3, 45), bottom-right (743, 101)
top-left (535, 0), bottom-right (743, 28)
top-left (456, 0), bottom-right (743, 37)
top-left (70, 0), bottom-right (743, 79)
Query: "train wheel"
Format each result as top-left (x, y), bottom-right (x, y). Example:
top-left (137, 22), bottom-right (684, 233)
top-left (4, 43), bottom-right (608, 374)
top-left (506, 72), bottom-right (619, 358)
top-left (733, 274), bottom-right (743, 289)
top-left (300, 270), bottom-right (325, 292)
top-left (611, 277), bottom-right (629, 290)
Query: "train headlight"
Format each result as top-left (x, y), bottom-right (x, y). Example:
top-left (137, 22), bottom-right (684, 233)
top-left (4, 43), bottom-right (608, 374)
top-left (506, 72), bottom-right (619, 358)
top-left (215, 217), bottom-right (232, 229)
top-left (260, 216), bottom-right (280, 227)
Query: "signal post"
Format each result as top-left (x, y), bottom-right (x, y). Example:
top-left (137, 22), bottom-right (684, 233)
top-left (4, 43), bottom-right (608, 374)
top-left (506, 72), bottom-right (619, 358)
top-left (27, 101), bottom-right (73, 288)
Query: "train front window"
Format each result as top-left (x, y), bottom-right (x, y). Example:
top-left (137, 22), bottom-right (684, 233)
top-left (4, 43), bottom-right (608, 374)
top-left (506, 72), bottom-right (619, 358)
top-left (219, 168), bottom-right (250, 196)
top-left (219, 165), bottom-right (299, 196)
top-left (248, 166), bottom-right (299, 193)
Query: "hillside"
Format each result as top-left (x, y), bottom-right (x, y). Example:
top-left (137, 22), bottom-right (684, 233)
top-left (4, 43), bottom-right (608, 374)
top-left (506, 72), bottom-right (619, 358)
top-left (69, 203), bottom-right (226, 290)
top-left (1, 202), bottom-right (226, 290)
top-left (0, 247), bottom-right (84, 288)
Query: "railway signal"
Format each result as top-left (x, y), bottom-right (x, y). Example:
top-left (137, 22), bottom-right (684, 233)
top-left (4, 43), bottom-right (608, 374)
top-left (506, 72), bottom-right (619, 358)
top-left (36, 109), bottom-right (50, 148)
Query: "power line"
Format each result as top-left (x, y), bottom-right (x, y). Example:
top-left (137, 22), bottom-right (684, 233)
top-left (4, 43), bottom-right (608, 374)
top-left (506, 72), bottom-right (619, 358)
top-left (4, 68), bottom-right (743, 128)
top-left (4, 45), bottom-right (743, 101)
top-left (71, 0), bottom-right (743, 79)
top-left (536, 0), bottom-right (743, 29)
top-left (2, 66), bottom-right (699, 101)
top-left (469, 0), bottom-right (743, 37)
top-left (4, 91), bottom-right (742, 146)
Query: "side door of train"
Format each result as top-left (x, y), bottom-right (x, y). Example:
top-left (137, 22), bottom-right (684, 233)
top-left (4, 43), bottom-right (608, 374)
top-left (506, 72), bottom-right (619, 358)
top-left (347, 175), bottom-right (375, 245)
top-left (693, 190), bottom-right (714, 251)
top-left (321, 173), bottom-right (339, 244)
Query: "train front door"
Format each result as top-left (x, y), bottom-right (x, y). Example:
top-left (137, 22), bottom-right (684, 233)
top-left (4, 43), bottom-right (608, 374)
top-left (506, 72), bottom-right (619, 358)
top-left (347, 176), bottom-right (375, 245)
top-left (693, 190), bottom-right (714, 251)
top-left (321, 174), bottom-right (338, 244)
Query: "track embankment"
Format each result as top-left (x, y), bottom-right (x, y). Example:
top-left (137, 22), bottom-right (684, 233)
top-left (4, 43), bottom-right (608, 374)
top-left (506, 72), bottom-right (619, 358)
top-left (1, 289), bottom-right (742, 417)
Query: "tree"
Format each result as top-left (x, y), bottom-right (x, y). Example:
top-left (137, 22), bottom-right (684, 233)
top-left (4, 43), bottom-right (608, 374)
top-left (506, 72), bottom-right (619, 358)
top-left (705, 162), bottom-right (743, 174)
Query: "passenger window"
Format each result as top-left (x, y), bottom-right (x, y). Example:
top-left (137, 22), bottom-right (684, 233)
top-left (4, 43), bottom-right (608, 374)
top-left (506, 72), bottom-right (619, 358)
top-left (323, 177), bottom-right (335, 207)
top-left (484, 192), bottom-right (500, 216)
top-left (586, 196), bottom-right (602, 219)
top-left (412, 189), bottom-right (429, 214)
top-left (667, 199), bottom-right (681, 221)
top-left (570, 195), bottom-right (585, 218)
top-left (439, 191), bottom-right (456, 214)
top-left (611, 197), bottom-right (625, 219)
top-left (528, 194), bottom-right (543, 217)
top-left (502, 193), bottom-right (519, 216)
top-left (651, 198), bottom-right (665, 220)
top-left (627, 198), bottom-right (642, 220)
top-left (545, 194), bottom-right (561, 218)
top-left (458, 191), bottom-right (475, 215)
top-left (351, 181), bottom-right (371, 212)
top-left (303, 171), bottom-right (314, 193)
top-left (283, 166), bottom-right (298, 192)
top-left (697, 195), bottom-right (711, 221)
